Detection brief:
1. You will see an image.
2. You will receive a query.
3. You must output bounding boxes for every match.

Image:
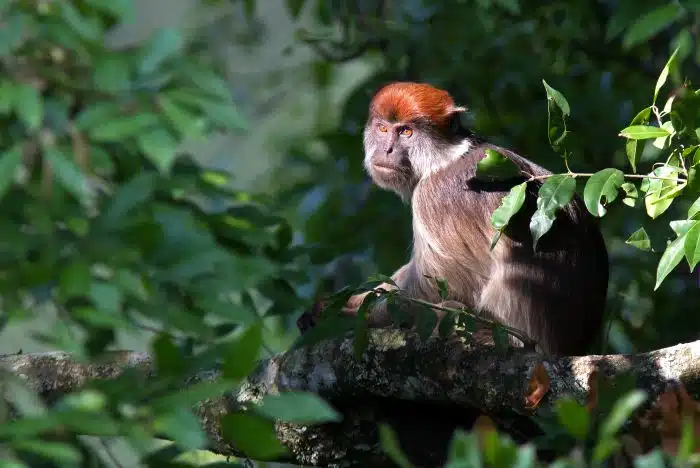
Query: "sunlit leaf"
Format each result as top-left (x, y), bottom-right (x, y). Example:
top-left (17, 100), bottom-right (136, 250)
top-left (491, 182), bottom-right (527, 236)
top-left (625, 107), bottom-right (652, 172)
top-left (644, 166), bottom-right (684, 219)
top-left (684, 221), bottom-right (700, 270)
top-left (655, 235), bottom-right (686, 290)
top-left (583, 168), bottom-right (624, 217)
top-left (625, 227), bottom-right (651, 251)
top-left (476, 149), bottom-right (521, 181)
top-left (619, 125), bottom-right (671, 139)
top-left (621, 182), bottom-right (639, 207)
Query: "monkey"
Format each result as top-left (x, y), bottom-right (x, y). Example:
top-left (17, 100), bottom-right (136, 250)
top-left (298, 82), bottom-right (609, 356)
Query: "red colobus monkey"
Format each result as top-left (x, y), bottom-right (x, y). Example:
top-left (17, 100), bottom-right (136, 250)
top-left (299, 82), bottom-right (608, 356)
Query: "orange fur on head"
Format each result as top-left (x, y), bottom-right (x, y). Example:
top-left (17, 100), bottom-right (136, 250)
top-left (369, 82), bottom-right (466, 129)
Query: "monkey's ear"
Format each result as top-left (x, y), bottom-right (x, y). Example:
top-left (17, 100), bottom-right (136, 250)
top-left (448, 105), bottom-right (469, 133)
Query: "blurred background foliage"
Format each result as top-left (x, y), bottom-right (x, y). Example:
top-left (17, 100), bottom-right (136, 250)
top-left (0, 0), bottom-right (700, 466)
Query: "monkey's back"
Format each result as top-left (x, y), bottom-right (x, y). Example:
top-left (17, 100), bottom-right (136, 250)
top-left (411, 142), bottom-right (609, 356)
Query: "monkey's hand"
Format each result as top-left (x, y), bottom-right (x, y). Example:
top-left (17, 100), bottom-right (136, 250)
top-left (296, 297), bottom-right (327, 335)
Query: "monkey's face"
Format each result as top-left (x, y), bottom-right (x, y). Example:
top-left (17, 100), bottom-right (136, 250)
top-left (362, 118), bottom-right (420, 200)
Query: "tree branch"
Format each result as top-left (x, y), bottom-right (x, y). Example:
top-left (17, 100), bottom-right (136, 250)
top-left (2, 330), bottom-right (700, 466)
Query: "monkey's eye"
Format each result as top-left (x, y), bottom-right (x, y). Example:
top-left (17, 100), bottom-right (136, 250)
top-left (378, 124), bottom-right (388, 133)
top-left (400, 127), bottom-right (413, 137)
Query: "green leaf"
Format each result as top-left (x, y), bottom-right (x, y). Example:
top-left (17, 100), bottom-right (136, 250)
top-left (592, 438), bottom-right (621, 464)
top-left (88, 113), bottom-right (159, 142)
top-left (169, 91), bottom-right (247, 130)
top-left (445, 430), bottom-right (482, 468)
top-left (684, 221), bottom-right (700, 271)
top-left (689, 196), bottom-right (700, 219)
top-left (286, 0), bottom-right (306, 18)
top-left (152, 333), bottom-right (185, 376)
top-left (93, 55), bottom-right (131, 93)
top-left (154, 408), bottom-right (206, 451)
top-left (0, 144), bottom-right (22, 200)
top-left (220, 412), bottom-right (288, 460)
top-left (529, 209), bottom-right (555, 251)
top-left (625, 107), bottom-right (652, 172)
top-left (476, 149), bottom-right (522, 181)
top-left (619, 125), bottom-right (671, 139)
top-left (625, 228), bottom-right (651, 251)
top-left (44, 147), bottom-right (92, 203)
top-left (158, 94), bottom-right (206, 140)
top-left (0, 13), bottom-right (28, 57)
top-left (555, 397), bottom-right (590, 440)
top-left (670, 220), bottom-right (696, 237)
top-left (379, 424), bottom-right (413, 468)
top-left (634, 449), bottom-right (668, 468)
top-left (98, 172), bottom-right (157, 229)
top-left (434, 276), bottom-right (449, 300)
top-left (185, 65), bottom-right (233, 101)
top-left (137, 128), bottom-right (178, 174)
top-left (13, 84), bottom-right (43, 131)
top-left (256, 391), bottom-right (342, 424)
top-left (536, 174), bottom-right (576, 212)
top-left (656, 234), bottom-right (686, 290)
top-left (621, 182), bottom-right (639, 207)
top-left (654, 46), bottom-right (681, 105)
top-left (59, 262), bottom-right (92, 298)
top-left (644, 166), bottom-right (684, 219)
top-left (222, 323), bottom-right (262, 380)
top-left (599, 390), bottom-right (647, 438)
top-left (75, 102), bottom-right (123, 129)
top-left (0, 80), bottom-right (14, 113)
top-left (623, 5), bottom-right (681, 50)
top-left (529, 175), bottom-right (576, 248)
top-left (542, 80), bottom-right (571, 116)
top-left (11, 440), bottom-right (82, 465)
top-left (58, 2), bottom-right (103, 42)
top-left (583, 168), bottom-right (624, 217)
top-left (139, 28), bottom-right (184, 75)
top-left (491, 182), bottom-right (527, 233)
top-left (542, 80), bottom-right (571, 150)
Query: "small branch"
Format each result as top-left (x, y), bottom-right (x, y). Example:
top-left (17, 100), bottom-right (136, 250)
top-left (403, 296), bottom-right (538, 350)
top-left (525, 172), bottom-right (685, 183)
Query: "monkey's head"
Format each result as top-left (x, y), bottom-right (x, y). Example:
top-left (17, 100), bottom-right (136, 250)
top-left (363, 82), bottom-right (472, 201)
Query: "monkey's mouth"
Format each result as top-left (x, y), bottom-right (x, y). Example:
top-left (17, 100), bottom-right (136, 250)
top-left (372, 162), bottom-right (397, 173)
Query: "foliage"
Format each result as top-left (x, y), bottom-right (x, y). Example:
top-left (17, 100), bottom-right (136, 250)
top-left (0, 0), bottom-right (331, 466)
top-left (1, 0), bottom-right (700, 466)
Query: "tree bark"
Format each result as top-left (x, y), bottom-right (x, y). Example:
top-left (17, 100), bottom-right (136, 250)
top-left (2, 330), bottom-right (700, 467)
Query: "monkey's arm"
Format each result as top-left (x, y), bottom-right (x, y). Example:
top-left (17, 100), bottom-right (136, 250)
top-left (296, 263), bottom-right (412, 334)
